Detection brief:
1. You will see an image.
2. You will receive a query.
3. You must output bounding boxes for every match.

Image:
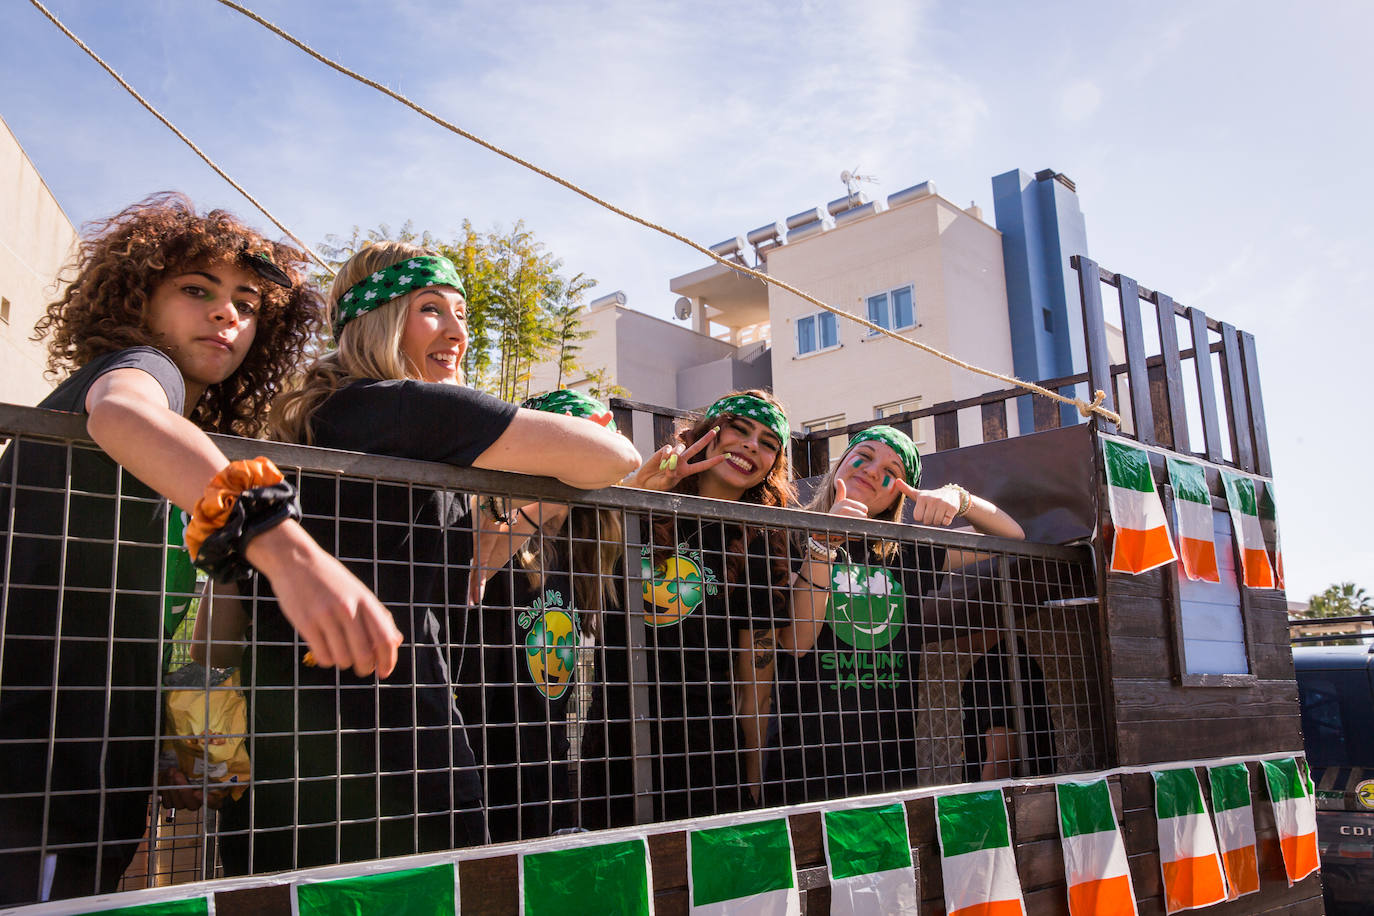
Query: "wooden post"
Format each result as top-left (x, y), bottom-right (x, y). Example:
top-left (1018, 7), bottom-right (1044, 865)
top-left (981, 401), bottom-right (1008, 442)
top-left (1152, 293), bottom-right (1190, 453)
top-left (1073, 256), bottom-right (1119, 434)
top-left (1219, 322), bottom-right (1255, 472)
top-left (933, 410), bottom-right (960, 451)
top-left (1240, 332), bottom-right (1273, 477)
top-left (1116, 275), bottom-right (1155, 444)
top-left (1188, 307), bottom-right (1225, 462)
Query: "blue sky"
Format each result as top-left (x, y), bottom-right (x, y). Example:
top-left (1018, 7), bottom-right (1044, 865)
top-left (3, 0), bottom-right (1370, 601)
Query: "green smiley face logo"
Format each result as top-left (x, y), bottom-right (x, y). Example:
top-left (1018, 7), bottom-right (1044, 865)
top-left (828, 563), bottom-right (906, 650)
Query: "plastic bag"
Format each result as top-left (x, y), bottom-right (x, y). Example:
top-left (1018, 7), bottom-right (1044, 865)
top-left (163, 663), bottom-right (250, 800)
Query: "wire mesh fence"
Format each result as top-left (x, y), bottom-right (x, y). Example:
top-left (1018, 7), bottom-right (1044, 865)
top-left (0, 403), bottom-right (1107, 904)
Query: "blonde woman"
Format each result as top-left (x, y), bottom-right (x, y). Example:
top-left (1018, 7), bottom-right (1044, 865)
top-left (217, 243), bottom-right (638, 874)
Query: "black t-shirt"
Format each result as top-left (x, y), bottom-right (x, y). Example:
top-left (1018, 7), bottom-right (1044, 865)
top-left (0, 347), bottom-right (185, 863)
top-left (457, 535), bottom-right (589, 843)
top-left (960, 638), bottom-right (1055, 782)
top-left (581, 517), bottom-right (787, 827)
top-left (220, 379), bottom-right (516, 874)
top-left (770, 539), bottom-right (945, 805)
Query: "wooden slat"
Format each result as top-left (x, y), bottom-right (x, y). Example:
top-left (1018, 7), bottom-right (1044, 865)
top-left (1073, 256), bottom-right (1119, 433)
top-left (981, 401), bottom-right (1008, 442)
top-left (610, 403), bottom-right (634, 441)
top-left (1116, 275), bottom-right (1156, 444)
top-left (1240, 331), bottom-right (1273, 476)
top-left (1147, 364), bottom-right (1174, 447)
top-left (933, 411), bottom-right (960, 450)
top-left (1188, 306), bottom-right (1225, 462)
top-left (652, 412), bottom-right (677, 451)
top-left (1033, 394), bottom-right (1060, 432)
top-left (1219, 321), bottom-right (1255, 471)
top-left (1152, 293), bottom-right (1189, 452)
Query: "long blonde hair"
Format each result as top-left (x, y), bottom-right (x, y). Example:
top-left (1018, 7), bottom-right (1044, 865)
top-left (270, 242), bottom-right (438, 444)
top-left (518, 506), bottom-right (624, 633)
top-left (805, 442), bottom-right (907, 562)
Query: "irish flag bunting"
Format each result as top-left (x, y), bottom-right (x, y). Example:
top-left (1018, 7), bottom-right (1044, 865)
top-left (295, 863), bottom-right (456, 916)
top-left (823, 803), bottom-right (918, 915)
top-left (1056, 779), bottom-right (1138, 916)
top-left (935, 789), bottom-right (1026, 916)
top-left (1220, 471), bottom-right (1275, 589)
top-left (1103, 439), bottom-right (1177, 574)
top-left (521, 837), bottom-right (653, 916)
top-left (1260, 757), bottom-right (1320, 885)
top-left (1207, 763), bottom-right (1260, 899)
top-left (689, 818), bottom-right (799, 915)
top-left (1151, 768), bottom-right (1227, 913)
top-left (81, 900), bottom-right (209, 916)
top-left (1165, 457), bottom-right (1220, 582)
top-left (1257, 481), bottom-right (1285, 589)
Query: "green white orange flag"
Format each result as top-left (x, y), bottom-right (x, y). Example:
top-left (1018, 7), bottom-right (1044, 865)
top-left (1257, 481), bottom-right (1285, 589)
top-left (1165, 457), bottom-right (1220, 582)
top-left (823, 802), bottom-right (918, 915)
top-left (1260, 757), bottom-right (1320, 885)
top-left (295, 863), bottom-right (457, 916)
top-left (935, 789), bottom-right (1026, 916)
top-left (1056, 779), bottom-right (1138, 916)
top-left (1151, 768), bottom-right (1227, 912)
top-left (1103, 439), bottom-right (1177, 574)
top-left (1220, 472), bottom-right (1275, 589)
top-left (689, 818), bottom-right (799, 915)
top-left (1206, 763), bottom-right (1260, 899)
top-left (522, 836), bottom-right (653, 915)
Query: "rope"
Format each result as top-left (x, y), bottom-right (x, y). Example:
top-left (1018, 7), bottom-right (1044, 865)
top-left (27, 0), bottom-right (335, 276)
top-left (212, 0), bottom-right (1122, 425)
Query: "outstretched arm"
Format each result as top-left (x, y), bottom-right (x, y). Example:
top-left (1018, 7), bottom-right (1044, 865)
top-left (474, 409), bottom-right (641, 490)
top-left (86, 368), bottom-right (403, 678)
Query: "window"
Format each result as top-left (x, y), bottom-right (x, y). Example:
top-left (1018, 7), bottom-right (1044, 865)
top-left (875, 396), bottom-right (922, 420)
top-left (865, 285), bottom-right (916, 334)
top-left (796, 311), bottom-right (839, 355)
top-left (1042, 307), bottom-right (1053, 332)
top-left (804, 414), bottom-right (847, 467)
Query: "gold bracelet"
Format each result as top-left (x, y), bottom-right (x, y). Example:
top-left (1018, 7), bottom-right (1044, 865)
top-left (945, 483), bottom-right (972, 518)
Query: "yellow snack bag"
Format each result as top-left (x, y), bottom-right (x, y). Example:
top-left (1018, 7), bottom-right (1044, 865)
top-left (163, 663), bottom-right (250, 801)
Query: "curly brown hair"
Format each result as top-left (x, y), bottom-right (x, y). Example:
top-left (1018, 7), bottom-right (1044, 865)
top-left (33, 191), bottom-right (323, 437)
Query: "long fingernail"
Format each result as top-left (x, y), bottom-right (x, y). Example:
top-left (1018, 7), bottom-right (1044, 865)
top-left (668, 454), bottom-right (679, 470)
top-left (659, 459), bottom-right (668, 470)
top-left (711, 426), bottom-right (720, 435)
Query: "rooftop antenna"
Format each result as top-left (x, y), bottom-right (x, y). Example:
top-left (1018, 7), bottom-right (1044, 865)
top-left (840, 167), bottom-right (879, 206)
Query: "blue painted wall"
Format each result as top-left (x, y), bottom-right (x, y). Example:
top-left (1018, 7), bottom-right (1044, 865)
top-left (991, 168), bottom-right (1090, 429)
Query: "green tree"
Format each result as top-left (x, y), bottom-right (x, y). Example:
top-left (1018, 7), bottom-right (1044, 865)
top-left (583, 366), bottom-right (627, 402)
top-left (543, 272), bottom-right (596, 389)
top-left (1305, 582), bottom-right (1374, 618)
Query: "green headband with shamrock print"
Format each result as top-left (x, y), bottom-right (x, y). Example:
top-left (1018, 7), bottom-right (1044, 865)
top-left (334, 255), bottom-right (465, 337)
top-left (521, 389), bottom-right (618, 431)
top-left (845, 424), bottom-right (921, 486)
top-left (703, 393), bottom-right (790, 445)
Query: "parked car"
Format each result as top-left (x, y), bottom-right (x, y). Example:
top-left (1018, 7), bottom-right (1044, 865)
top-left (1295, 642), bottom-right (1374, 915)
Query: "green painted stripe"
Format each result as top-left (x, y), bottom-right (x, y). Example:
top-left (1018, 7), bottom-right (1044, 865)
top-left (691, 818), bottom-right (794, 907)
top-left (524, 839), bottom-right (650, 916)
top-left (81, 900), bottom-right (209, 916)
top-left (1208, 763), bottom-right (1253, 813)
top-left (1262, 757), bottom-right (1306, 804)
top-left (1154, 767), bottom-right (1206, 820)
top-left (296, 864), bottom-right (455, 916)
top-left (826, 803), bottom-right (912, 880)
top-left (1104, 440), bottom-right (1155, 494)
top-left (1258, 481), bottom-right (1278, 522)
top-left (1221, 471), bottom-right (1258, 517)
top-left (1057, 779), bottom-right (1117, 838)
top-left (936, 789), bottom-right (1011, 858)
top-left (1166, 457), bottom-right (1210, 505)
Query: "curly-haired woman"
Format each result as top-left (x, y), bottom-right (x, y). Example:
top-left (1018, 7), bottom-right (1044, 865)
top-left (0, 193), bottom-right (401, 904)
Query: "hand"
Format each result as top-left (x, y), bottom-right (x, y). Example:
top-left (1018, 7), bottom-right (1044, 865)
top-left (812, 478), bottom-right (868, 546)
top-left (627, 427), bottom-right (729, 491)
top-left (159, 766), bottom-right (228, 812)
top-left (900, 481), bottom-right (961, 527)
top-left (246, 521), bottom-right (403, 679)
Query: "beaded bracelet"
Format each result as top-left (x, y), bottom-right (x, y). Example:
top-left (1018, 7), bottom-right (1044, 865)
top-left (185, 458), bottom-right (300, 583)
top-left (944, 483), bottom-right (972, 518)
top-left (805, 536), bottom-right (837, 561)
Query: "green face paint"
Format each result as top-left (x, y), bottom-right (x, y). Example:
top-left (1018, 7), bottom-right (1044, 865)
top-left (851, 458), bottom-right (864, 469)
top-left (882, 474), bottom-right (891, 487)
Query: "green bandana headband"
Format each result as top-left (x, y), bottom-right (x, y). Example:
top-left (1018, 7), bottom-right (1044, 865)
top-left (845, 425), bottom-right (921, 487)
top-left (334, 255), bottom-right (465, 337)
top-left (704, 394), bottom-right (790, 445)
top-left (521, 389), bottom-right (617, 431)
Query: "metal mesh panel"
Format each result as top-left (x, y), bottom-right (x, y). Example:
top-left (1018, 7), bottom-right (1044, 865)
top-left (0, 405), bottom-right (1108, 904)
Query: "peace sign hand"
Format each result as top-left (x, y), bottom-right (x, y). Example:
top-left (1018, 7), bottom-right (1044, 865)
top-left (899, 480), bottom-right (961, 527)
top-left (627, 427), bottom-right (728, 491)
